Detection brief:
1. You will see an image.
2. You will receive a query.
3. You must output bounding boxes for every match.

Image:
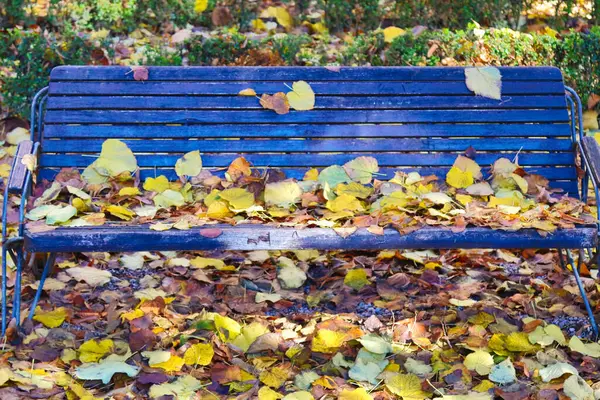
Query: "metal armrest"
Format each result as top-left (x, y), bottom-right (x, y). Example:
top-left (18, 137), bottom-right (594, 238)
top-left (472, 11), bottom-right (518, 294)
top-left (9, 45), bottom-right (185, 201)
top-left (7, 140), bottom-right (35, 193)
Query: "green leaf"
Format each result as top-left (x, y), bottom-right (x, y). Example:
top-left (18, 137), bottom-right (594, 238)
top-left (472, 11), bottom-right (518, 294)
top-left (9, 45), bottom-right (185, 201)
top-left (149, 375), bottom-right (203, 400)
top-left (539, 362), bottom-right (579, 383)
top-left (175, 150), bottom-right (202, 178)
top-left (294, 370), bottom-right (320, 390)
top-left (75, 357), bottom-right (140, 384)
top-left (385, 373), bottom-right (429, 400)
top-left (568, 336), bottom-right (600, 357)
top-left (153, 189), bottom-right (186, 208)
top-left (343, 156), bottom-right (379, 184)
top-left (404, 358), bottom-right (433, 377)
top-left (46, 205), bottom-right (77, 225)
top-left (94, 139), bottom-right (138, 177)
top-left (563, 374), bottom-right (595, 400)
top-left (465, 66), bottom-right (502, 100)
top-left (318, 165), bottom-right (351, 189)
top-left (489, 358), bottom-right (515, 384)
top-left (464, 350), bottom-right (494, 375)
top-left (357, 334), bottom-right (392, 354)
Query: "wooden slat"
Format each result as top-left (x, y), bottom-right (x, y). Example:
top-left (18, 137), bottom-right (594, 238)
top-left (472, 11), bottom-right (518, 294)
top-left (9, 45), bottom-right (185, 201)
top-left (43, 123), bottom-right (572, 139)
top-left (39, 152), bottom-right (576, 168)
top-left (46, 95), bottom-right (567, 110)
top-left (48, 81), bottom-right (567, 96)
top-left (7, 140), bottom-right (34, 192)
top-left (49, 66), bottom-right (565, 82)
top-left (41, 138), bottom-right (574, 153)
top-left (583, 137), bottom-right (600, 184)
top-left (24, 224), bottom-right (596, 253)
top-left (44, 109), bottom-right (569, 124)
top-left (36, 166), bottom-right (579, 182)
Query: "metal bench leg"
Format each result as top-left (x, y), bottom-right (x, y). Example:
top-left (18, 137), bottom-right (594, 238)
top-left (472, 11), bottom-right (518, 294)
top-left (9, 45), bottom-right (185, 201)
top-left (563, 249), bottom-right (599, 338)
top-left (28, 253), bottom-right (55, 322)
top-left (11, 245), bottom-right (25, 328)
top-left (2, 237), bottom-right (24, 336)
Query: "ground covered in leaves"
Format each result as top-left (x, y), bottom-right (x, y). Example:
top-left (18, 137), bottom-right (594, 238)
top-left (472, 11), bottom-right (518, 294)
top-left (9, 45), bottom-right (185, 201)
top-left (0, 246), bottom-right (598, 399)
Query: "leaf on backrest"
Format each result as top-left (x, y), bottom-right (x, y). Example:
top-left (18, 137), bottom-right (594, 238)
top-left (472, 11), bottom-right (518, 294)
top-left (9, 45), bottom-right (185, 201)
top-left (465, 67), bottom-right (502, 100)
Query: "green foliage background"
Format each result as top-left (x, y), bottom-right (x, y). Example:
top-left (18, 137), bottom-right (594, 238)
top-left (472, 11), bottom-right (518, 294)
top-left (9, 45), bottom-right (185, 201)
top-left (0, 0), bottom-right (599, 118)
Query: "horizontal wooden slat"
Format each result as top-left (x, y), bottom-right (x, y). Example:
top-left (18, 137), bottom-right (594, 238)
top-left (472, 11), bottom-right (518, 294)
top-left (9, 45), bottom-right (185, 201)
top-left (37, 166), bottom-right (579, 182)
top-left (42, 138), bottom-right (574, 153)
top-left (46, 95), bottom-right (567, 110)
top-left (44, 109), bottom-right (569, 124)
top-left (42, 123), bottom-right (573, 139)
top-left (24, 224), bottom-right (596, 253)
top-left (50, 66), bottom-right (565, 82)
top-left (39, 152), bottom-right (576, 168)
top-left (48, 81), bottom-right (566, 96)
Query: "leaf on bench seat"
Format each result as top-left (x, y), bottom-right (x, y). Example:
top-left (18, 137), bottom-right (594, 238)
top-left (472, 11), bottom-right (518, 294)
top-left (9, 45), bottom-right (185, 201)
top-left (465, 66), bottom-right (502, 100)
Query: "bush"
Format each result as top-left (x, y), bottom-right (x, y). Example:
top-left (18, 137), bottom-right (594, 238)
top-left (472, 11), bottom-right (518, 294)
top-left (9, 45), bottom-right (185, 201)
top-left (187, 30), bottom-right (257, 65)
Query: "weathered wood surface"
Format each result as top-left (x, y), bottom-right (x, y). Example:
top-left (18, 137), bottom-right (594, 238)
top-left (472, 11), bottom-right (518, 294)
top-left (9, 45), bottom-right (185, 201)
top-left (24, 225), bottom-right (597, 253)
top-left (7, 140), bottom-right (34, 192)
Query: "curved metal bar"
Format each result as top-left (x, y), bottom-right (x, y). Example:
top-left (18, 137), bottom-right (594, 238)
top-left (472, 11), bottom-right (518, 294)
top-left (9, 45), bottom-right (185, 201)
top-left (565, 95), bottom-right (587, 200)
top-left (565, 95), bottom-right (578, 144)
top-left (566, 249), bottom-right (599, 338)
top-left (1, 237), bottom-right (23, 336)
top-left (37, 94), bottom-right (48, 144)
top-left (565, 86), bottom-right (585, 141)
top-left (17, 143), bottom-right (40, 237)
top-left (27, 253), bottom-right (55, 322)
top-left (29, 87), bottom-right (48, 142)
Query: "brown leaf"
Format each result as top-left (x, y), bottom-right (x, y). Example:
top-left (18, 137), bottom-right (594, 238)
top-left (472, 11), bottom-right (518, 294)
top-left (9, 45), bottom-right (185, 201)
top-left (131, 66), bottom-right (149, 81)
top-left (212, 6), bottom-right (232, 26)
top-left (200, 228), bottom-right (223, 238)
top-left (129, 328), bottom-right (157, 352)
top-left (588, 93), bottom-right (600, 110)
top-left (227, 157), bottom-right (252, 182)
top-left (260, 92), bottom-right (290, 115)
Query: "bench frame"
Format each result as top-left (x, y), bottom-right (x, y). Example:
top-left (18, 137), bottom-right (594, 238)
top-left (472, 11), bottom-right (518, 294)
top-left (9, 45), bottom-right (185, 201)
top-left (3, 75), bottom-right (600, 339)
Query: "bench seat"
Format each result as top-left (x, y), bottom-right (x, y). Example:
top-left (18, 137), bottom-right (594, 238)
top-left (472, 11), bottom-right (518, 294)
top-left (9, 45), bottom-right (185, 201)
top-left (24, 225), bottom-right (598, 253)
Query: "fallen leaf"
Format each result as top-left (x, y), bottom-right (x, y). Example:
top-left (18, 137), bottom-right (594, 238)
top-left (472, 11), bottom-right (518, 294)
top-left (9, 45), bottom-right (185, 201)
top-left (465, 66), bottom-right (502, 100)
top-left (286, 81), bottom-right (315, 111)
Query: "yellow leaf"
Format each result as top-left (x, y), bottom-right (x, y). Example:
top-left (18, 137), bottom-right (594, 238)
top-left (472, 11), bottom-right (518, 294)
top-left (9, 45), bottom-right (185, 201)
top-left (143, 175), bottom-right (170, 193)
top-left (583, 110), bottom-right (599, 130)
top-left (194, 0), bottom-right (208, 13)
top-left (260, 367), bottom-right (289, 388)
top-left (105, 205), bottom-right (135, 221)
top-left (151, 355), bottom-right (185, 372)
top-left (339, 387), bottom-right (373, 400)
top-left (383, 26), bottom-right (406, 43)
top-left (286, 81), bottom-right (315, 111)
top-left (219, 188), bottom-right (255, 210)
top-left (85, 139), bottom-right (137, 182)
top-left (268, 6), bottom-right (292, 29)
top-left (258, 386), bottom-right (283, 400)
top-left (184, 343), bottom-right (214, 366)
top-left (239, 88), bottom-right (257, 96)
top-left (446, 166), bottom-right (473, 189)
top-left (119, 187), bottom-right (141, 196)
top-left (455, 194), bottom-right (473, 205)
top-left (312, 329), bottom-right (348, 353)
top-left (385, 373), bottom-right (429, 400)
top-left (325, 193), bottom-right (364, 213)
top-left (33, 307), bottom-right (68, 328)
top-left (78, 339), bottom-right (114, 363)
top-left (214, 314), bottom-right (242, 341)
top-left (304, 168), bottom-right (319, 181)
top-left (175, 150), bottom-right (202, 178)
top-left (206, 200), bottom-right (234, 219)
top-left (6, 127), bottom-right (30, 145)
top-left (569, 336), bottom-right (600, 357)
top-left (505, 332), bottom-right (539, 353)
top-left (282, 392), bottom-right (314, 400)
top-left (231, 322), bottom-right (269, 352)
top-left (265, 181), bottom-right (303, 207)
top-left (344, 269), bottom-right (370, 291)
top-left (149, 375), bottom-right (203, 399)
top-left (464, 350), bottom-right (494, 375)
top-left (252, 19), bottom-right (267, 33)
top-left (120, 309), bottom-right (145, 321)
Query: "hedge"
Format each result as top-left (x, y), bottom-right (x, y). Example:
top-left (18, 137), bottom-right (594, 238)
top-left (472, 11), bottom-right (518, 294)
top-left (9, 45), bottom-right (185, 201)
top-left (1, 25), bottom-right (599, 118)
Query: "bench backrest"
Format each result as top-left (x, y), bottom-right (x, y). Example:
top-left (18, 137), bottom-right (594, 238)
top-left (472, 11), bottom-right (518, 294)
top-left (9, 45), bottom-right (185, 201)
top-left (39, 66), bottom-right (577, 195)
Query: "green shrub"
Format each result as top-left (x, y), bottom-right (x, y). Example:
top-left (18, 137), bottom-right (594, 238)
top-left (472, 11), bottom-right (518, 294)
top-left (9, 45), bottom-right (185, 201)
top-left (386, 32), bottom-right (439, 66)
top-left (338, 32), bottom-right (386, 66)
top-left (187, 30), bottom-right (257, 65)
top-left (556, 27), bottom-right (600, 107)
top-left (319, 0), bottom-right (382, 33)
top-left (270, 34), bottom-right (313, 65)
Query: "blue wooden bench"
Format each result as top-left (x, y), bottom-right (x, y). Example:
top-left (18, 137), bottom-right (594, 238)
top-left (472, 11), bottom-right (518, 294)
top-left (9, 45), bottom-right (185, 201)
top-left (2, 66), bottom-right (600, 337)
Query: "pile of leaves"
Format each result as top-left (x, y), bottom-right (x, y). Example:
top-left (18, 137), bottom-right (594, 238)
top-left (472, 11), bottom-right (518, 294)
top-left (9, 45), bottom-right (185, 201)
top-left (24, 138), bottom-right (596, 237)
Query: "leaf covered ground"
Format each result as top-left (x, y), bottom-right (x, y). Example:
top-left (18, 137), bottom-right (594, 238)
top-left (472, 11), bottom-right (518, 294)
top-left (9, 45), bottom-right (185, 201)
top-left (1, 245), bottom-right (600, 399)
